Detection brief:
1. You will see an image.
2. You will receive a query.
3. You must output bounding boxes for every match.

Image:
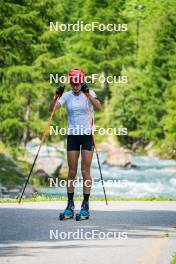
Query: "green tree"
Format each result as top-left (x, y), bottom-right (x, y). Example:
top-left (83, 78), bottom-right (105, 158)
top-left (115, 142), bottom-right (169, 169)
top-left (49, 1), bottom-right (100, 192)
top-left (0, 0), bottom-right (67, 146)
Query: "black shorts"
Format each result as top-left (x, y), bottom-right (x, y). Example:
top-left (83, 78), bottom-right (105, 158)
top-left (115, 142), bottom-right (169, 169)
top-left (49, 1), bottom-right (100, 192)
top-left (67, 135), bottom-right (94, 151)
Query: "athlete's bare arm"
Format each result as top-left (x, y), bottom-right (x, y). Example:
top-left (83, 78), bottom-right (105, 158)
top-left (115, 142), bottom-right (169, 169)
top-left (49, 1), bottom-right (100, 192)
top-left (88, 95), bottom-right (101, 111)
top-left (49, 98), bottom-right (61, 111)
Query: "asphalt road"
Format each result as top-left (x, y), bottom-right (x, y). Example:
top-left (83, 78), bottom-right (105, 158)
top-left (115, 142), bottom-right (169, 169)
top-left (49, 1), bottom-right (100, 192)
top-left (0, 201), bottom-right (176, 264)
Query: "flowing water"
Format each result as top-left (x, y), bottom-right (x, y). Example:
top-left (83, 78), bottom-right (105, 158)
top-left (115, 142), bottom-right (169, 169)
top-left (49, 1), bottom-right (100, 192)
top-left (39, 151), bottom-right (176, 198)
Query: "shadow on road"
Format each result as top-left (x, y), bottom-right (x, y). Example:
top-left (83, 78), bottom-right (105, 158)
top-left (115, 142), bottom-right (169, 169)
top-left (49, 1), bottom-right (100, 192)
top-left (0, 207), bottom-right (176, 243)
top-left (0, 206), bottom-right (176, 258)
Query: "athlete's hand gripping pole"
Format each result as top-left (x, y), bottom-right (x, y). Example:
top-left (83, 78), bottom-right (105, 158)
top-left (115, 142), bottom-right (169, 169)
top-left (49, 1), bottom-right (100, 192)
top-left (17, 85), bottom-right (65, 204)
top-left (82, 84), bottom-right (108, 205)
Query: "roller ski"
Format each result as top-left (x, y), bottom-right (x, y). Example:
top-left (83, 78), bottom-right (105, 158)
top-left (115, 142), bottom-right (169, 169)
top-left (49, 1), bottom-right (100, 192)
top-left (76, 201), bottom-right (90, 221)
top-left (59, 200), bottom-right (74, 220)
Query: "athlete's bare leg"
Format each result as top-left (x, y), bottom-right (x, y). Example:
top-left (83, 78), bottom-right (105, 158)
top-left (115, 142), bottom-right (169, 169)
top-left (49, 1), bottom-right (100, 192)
top-left (81, 150), bottom-right (94, 194)
top-left (67, 151), bottom-right (80, 193)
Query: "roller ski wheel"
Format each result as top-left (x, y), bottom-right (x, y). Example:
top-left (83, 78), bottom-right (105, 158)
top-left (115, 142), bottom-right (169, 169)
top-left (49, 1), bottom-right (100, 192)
top-left (59, 200), bottom-right (74, 221)
top-left (76, 200), bottom-right (90, 221)
top-left (76, 213), bottom-right (89, 221)
top-left (59, 212), bottom-right (74, 220)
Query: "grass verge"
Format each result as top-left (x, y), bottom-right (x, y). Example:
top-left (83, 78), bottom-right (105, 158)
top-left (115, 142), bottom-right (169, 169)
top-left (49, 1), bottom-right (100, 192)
top-left (1, 196), bottom-right (176, 203)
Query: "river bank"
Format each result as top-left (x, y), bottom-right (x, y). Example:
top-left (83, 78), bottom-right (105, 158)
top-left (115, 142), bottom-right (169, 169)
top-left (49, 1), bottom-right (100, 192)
top-left (1, 138), bottom-right (176, 199)
top-left (1, 196), bottom-right (176, 203)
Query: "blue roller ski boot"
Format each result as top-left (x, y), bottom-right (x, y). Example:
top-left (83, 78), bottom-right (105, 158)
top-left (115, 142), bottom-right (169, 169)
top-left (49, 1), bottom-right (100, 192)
top-left (59, 200), bottom-right (74, 220)
top-left (76, 200), bottom-right (89, 221)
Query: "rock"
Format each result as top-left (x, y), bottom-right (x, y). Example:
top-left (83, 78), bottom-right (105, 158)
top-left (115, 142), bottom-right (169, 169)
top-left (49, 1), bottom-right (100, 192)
top-left (100, 136), bottom-right (132, 168)
top-left (35, 157), bottom-right (63, 175)
top-left (23, 184), bottom-right (35, 197)
top-left (8, 188), bottom-right (20, 194)
top-left (23, 138), bottom-right (65, 176)
top-left (0, 184), bottom-right (35, 198)
top-left (1, 186), bottom-right (8, 195)
top-left (21, 156), bottom-right (64, 176)
top-left (26, 138), bottom-right (63, 157)
top-left (35, 169), bottom-right (49, 178)
top-left (103, 147), bottom-right (132, 167)
top-left (124, 162), bottom-right (132, 168)
top-left (132, 140), bottom-right (141, 151)
top-left (144, 141), bottom-right (155, 151)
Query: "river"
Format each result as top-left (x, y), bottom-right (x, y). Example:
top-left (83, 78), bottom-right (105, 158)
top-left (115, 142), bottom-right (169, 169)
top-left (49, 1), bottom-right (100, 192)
top-left (38, 152), bottom-right (176, 198)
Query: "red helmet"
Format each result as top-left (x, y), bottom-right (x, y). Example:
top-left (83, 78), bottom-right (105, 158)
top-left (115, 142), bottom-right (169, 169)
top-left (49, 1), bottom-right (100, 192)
top-left (68, 68), bottom-right (85, 87)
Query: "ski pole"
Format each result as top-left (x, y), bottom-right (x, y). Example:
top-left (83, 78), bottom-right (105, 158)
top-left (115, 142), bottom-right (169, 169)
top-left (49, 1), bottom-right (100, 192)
top-left (85, 96), bottom-right (108, 205)
top-left (18, 88), bottom-right (63, 204)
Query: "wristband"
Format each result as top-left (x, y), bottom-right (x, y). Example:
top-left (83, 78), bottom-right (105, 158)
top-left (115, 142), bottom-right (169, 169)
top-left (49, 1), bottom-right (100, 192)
top-left (85, 92), bottom-right (90, 97)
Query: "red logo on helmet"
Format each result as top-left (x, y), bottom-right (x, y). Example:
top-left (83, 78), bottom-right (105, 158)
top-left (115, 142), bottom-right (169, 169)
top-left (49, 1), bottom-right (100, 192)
top-left (68, 68), bottom-right (85, 87)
